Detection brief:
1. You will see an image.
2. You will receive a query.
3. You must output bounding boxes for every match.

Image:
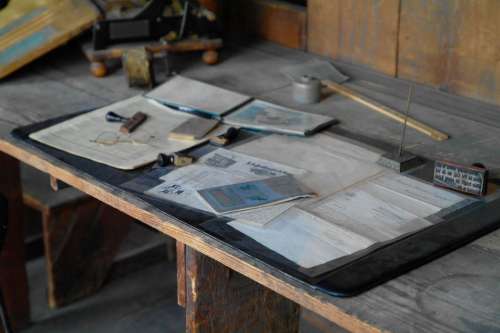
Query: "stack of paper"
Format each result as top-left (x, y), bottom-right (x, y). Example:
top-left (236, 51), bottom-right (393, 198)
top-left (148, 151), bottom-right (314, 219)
top-left (145, 75), bottom-right (252, 118)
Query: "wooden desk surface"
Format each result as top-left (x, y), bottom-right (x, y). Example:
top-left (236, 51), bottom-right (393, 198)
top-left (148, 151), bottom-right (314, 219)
top-left (1, 41), bottom-right (500, 333)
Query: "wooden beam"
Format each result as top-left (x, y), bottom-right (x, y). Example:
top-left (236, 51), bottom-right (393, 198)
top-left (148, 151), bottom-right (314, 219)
top-left (185, 246), bottom-right (300, 333)
top-left (0, 153), bottom-right (29, 331)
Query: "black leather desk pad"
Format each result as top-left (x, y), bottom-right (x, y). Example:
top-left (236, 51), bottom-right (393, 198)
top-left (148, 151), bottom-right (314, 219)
top-left (11, 111), bottom-right (500, 297)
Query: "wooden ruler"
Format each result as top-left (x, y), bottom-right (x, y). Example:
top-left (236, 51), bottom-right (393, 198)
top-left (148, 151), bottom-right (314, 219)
top-left (324, 80), bottom-right (449, 141)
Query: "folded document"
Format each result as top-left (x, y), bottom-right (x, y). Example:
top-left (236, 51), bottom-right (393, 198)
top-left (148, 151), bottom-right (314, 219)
top-left (223, 100), bottom-right (336, 136)
top-left (197, 175), bottom-right (314, 214)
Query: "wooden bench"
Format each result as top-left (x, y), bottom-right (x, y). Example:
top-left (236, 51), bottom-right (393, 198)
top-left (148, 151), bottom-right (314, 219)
top-left (21, 165), bottom-right (174, 308)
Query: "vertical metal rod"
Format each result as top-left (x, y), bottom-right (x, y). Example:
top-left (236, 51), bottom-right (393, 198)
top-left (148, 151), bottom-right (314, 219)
top-left (161, 38), bottom-right (171, 78)
top-left (179, 1), bottom-right (189, 40)
top-left (398, 84), bottom-right (414, 156)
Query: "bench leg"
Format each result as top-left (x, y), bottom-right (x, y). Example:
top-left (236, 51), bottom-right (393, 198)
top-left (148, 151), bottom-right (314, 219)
top-left (179, 243), bottom-right (300, 333)
top-left (0, 154), bottom-right (30, 331)
top-left (42, 201), bottom-right (132, 308)
top-left (177, 241), bottom-right (187, 308)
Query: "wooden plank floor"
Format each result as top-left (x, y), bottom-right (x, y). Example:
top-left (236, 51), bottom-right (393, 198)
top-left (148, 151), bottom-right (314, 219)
top-left (21, 258), bottom-right (185, 333)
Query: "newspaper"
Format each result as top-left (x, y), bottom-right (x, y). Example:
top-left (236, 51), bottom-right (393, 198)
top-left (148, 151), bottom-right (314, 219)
top-left (29, 96), bottom-right (215, 170)
top-left (146, 148), bottom-right (307, 223)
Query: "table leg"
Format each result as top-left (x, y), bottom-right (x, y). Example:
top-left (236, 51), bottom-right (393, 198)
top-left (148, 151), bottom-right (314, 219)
top-left (176, 241), bottom-right (187, 308)
top-left (0, 154), bottom-right (30, 331)
top-left (179, 244), bottom-right (300, 333)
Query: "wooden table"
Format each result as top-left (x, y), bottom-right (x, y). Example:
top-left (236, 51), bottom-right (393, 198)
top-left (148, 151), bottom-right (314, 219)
top-left (1, 41), bottom-right (500, 333)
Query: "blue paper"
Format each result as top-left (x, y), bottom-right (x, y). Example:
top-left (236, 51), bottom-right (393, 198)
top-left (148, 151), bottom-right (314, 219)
top-left (197, 175), bottom-right (312, 214)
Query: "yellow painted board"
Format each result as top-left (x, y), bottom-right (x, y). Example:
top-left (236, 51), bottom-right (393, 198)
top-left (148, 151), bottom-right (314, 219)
top-left (0, 0), bottom-right (99, 79)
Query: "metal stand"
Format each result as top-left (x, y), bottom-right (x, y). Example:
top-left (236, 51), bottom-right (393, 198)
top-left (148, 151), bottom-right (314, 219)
top-left (377, 85), bottom-right (424, 172)
top-left (377, 151), bottom-right (423, 172)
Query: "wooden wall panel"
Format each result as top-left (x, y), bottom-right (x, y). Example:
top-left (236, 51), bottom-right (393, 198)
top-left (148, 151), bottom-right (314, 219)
top-left (308, 0), bottom-right (401, 76)
top-left (398, 0), bottom-right (500, 105)
top-left (224, 0), bottom-right (307, 50)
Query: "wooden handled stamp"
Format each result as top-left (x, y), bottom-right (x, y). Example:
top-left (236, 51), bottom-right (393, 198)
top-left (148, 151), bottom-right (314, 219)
top-left (120, 112), bottom-right (147, 134)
